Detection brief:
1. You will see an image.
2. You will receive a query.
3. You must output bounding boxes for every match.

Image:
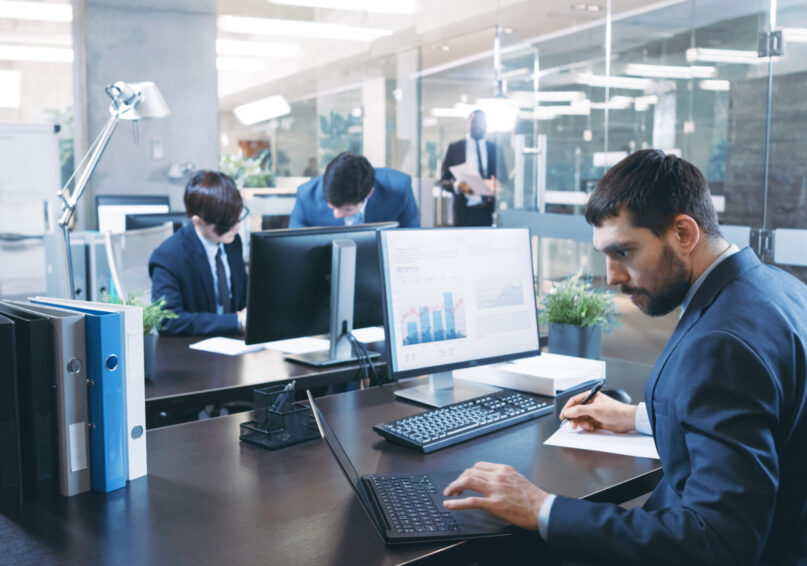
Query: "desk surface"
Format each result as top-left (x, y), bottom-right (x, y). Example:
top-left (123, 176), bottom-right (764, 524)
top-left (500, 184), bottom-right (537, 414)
top-left (2, 358), bottom-right (661, 566)
top-left (145, 336), bottom-right (386, 402)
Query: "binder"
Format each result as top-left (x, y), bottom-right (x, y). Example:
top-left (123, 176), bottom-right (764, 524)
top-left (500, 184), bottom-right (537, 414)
top-left (32, 297), bottom-right (146, 480)
top-left (0, 315), bottom-right (22, 511)
top-left (0, 303), bottom-right (58, 502)
top-left (5, 301), bottom-right (91, 496)
top-left (31, 298), bottom-right (127, 493)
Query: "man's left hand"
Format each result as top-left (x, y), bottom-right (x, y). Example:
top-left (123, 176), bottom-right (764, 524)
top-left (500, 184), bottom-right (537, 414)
top-left (442, 462), bottom-right (548, 530)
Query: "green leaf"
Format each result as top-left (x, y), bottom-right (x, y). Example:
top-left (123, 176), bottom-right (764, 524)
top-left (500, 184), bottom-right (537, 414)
top-left (102, 289), bottom-right (179, 335)
top-left (538, 272), bottom-right (620, 332)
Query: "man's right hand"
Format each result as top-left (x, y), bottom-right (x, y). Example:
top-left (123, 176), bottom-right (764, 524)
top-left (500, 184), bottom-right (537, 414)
top-left (457, 181), bottom-right (473, 195)
top-left (560, 392), bottom-right (637, 433)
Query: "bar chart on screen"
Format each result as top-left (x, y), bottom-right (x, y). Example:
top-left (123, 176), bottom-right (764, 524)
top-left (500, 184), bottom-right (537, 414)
top-left (400, 291), bottom-right (466, 345)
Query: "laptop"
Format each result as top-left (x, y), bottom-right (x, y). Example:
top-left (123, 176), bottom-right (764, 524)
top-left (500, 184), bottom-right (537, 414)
top-left (306, 391), bottom-right (511, 545)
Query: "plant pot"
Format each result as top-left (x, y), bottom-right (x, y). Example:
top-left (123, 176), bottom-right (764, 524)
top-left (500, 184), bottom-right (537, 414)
top-left (548, 323), bottom-right (601, 360)
top-left (143, 333), bottom-right (157, 379)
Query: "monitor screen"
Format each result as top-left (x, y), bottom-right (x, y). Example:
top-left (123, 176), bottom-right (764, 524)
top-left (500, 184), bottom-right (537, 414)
top-left (379, 227), bottom-right (540, 380)
top-left (125, 212), bottom-right (189, 232)
top-left (245, 222), bottom-right (397, 345)
top-left (96, 195), bottom-right (170, 233)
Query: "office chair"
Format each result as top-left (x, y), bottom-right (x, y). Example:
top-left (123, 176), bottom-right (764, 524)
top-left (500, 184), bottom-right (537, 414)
top-left (105, 222), bottom-right (173, 299)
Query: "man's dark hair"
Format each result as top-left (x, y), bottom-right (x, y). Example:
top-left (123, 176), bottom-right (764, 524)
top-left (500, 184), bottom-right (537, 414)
top-left (322, 152), bottom-right (375, 207)
top-left (585, 149), bottom-right (721, 238)
top-left (184, 170), bottom-right (243, 235)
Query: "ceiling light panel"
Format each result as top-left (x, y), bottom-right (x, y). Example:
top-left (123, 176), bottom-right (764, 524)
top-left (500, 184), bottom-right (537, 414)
top-left (234, 95), bottom-right (291, 125)
top-left (218, 15), bottom-right (392, 42)
top-left (0, 44), bottom-right (72, 62)
top-left (624, 63), bottom-right (716, 79)
top-left (685, 47), bottom-right (767, 64)
top-left (269, 0), bottom-right (418, 15)
top-left (0, 1), bottom-right (71, 22)
top-left (216, 39), bottom-right (298, 58)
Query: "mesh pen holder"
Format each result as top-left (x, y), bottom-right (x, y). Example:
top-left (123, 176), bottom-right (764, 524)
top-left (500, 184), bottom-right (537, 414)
top-left (240, 383), bottom-right (319, 450)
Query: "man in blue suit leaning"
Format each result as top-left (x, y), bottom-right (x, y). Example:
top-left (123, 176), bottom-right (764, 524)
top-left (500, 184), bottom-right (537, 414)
top-left (149, 171), bottom-right (248, 337)
top-left (289, 152), bottom-right (419, 228)
top-left (444, 150), bottom-right (807, 565)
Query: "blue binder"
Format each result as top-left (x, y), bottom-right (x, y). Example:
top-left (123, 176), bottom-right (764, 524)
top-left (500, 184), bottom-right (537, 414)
top-left (32, 299), bottom-right (128, 493)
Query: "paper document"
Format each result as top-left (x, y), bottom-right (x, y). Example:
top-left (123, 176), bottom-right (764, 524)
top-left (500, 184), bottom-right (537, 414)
top-left (189, 337), bottom-right (265, 356)
top-left (544, 422), bottom-right (659, 460)
top-left (351, 326), bottom-right (385, 343)
top-left (263, 336), bottom-right (330, 355)
top-left (449, 162), bottom-right (494, 197)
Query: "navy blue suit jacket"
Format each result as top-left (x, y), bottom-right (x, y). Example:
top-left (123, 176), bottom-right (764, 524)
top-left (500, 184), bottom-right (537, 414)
top-left (549, 248), bottom-right (807, 565)
top-left (288, 167), bottom-right (419, 228)
top-left (148, 223), bottom-right (247, 337)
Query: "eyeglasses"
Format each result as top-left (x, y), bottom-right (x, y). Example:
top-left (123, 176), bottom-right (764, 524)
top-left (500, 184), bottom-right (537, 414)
top-left (212, 206), bottom-right (250, 234)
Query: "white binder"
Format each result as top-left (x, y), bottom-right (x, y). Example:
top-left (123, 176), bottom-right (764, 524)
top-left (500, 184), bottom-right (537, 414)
top-left (31, 297), bottom-right (147, 481)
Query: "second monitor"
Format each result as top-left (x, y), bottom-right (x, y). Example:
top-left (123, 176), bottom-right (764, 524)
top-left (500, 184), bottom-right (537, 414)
top-left (246, 222), bottom-right (397, 366)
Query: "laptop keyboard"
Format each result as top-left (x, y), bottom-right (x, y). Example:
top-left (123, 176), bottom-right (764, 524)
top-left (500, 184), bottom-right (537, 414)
top-left (374, 390), bottom-right (552, 453)
top-left (369, 475), bottom-right (460, 534)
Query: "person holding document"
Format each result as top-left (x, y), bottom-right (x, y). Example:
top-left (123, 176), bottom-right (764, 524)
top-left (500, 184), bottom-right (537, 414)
top-left (440, 109), bottom-right (497, 226)
top-left (443, 150), bottom-right (807, 565)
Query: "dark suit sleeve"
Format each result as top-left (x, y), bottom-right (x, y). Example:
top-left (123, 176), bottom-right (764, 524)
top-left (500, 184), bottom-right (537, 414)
top-left (150, 252), bottom-right (240, 337)
top-left (440, 143), bottom-right (458, 193)
top-left (547, 330), bottom-right (782, 566)
top-left (288, 193), bottom-right (308, 228)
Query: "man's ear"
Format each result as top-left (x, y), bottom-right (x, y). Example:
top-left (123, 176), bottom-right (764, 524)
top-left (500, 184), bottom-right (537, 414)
top-left (190, 214), bottom-right (204, 228)
top-left (671, 214), bottom-right (700, 254)
top-left (366, 186), bottom-right (375, 200)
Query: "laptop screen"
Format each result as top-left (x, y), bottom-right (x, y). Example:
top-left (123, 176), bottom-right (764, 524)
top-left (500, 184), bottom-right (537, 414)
top-left (307, 391), bottom-right (363, 493)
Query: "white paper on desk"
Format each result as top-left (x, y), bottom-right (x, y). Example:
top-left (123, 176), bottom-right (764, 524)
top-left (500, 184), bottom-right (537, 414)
top-left (545, 422), bottom-right (659, 459)
top-left (449, 162), bottom-right (493, 198)
top-left (263, 336), bottom-right (330, 354)
top-left (189, 337), bottom-right (265, 356)
top-left (351, 326), bottom-right (385, 343)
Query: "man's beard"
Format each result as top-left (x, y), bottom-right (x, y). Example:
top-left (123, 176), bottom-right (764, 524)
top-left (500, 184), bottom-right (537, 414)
top-left (622, 245), bottom-right (691, 317)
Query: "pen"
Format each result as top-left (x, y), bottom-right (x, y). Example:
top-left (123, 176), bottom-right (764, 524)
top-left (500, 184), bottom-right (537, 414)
top-left (560, 379), bottom-right (604, 428)
top-left (271, 380), bottom-right (296, 413)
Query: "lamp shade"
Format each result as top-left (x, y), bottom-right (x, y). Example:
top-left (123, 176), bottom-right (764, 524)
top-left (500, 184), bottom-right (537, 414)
top-left (115, 81), bottom-right (170, 120)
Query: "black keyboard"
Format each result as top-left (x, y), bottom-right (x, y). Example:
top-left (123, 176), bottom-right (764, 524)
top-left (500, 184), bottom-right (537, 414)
top-left (368, 475), bottom-right (460, 534)
top-left (373, 390), bottom-right (552, 453)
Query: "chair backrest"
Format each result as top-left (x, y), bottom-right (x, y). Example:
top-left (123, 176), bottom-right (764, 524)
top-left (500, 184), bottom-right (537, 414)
top-left (105, 223), bottom-right (173, 299)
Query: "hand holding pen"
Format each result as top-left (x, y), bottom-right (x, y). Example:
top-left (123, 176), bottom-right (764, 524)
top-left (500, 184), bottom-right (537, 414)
top-left (559, 379), bottom-right (638, 433)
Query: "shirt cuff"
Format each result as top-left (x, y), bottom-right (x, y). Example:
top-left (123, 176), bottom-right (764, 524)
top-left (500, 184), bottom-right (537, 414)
top-left (537, 493), bottom-right (556, 541)
top-left (635, 402), bottom-right (652, 435)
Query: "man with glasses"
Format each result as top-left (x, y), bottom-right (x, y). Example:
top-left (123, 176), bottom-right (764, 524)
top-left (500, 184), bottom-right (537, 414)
top-left (289, 152), bottom-right (419, 228)
top-left (149, 170), bottom-right (248, 336)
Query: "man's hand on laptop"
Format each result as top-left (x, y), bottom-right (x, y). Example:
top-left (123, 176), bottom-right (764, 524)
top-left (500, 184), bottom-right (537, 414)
top-left (442, 462), bottom-right (547, 530)
top-left (560, 392), bottom-right (637, 433)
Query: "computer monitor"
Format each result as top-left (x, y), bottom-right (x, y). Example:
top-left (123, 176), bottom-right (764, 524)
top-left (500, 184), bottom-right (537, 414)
top-left (96, 195), bottom-right (170, 233)
top-left (378, 227), bottom-right (541, 408)
top-left (245, 222), bottom-right (398, 366)
top-left (125, 212), bottom-right (189, 232)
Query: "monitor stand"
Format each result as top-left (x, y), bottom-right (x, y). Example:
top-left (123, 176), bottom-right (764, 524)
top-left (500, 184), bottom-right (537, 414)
top-left (286, 239), bottom-right (381, 367)
top-left (394, 370), bottom-right (500, 408)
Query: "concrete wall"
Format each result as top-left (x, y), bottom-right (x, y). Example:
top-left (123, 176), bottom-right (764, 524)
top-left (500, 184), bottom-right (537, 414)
top-left (77, 0), bottom-right (218, 229)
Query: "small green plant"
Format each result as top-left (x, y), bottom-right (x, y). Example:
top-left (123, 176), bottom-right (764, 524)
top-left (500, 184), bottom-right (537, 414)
top-left (103, 290), bottom-right (178, 335)
top-left (219, 150), bottom-right (274, 188)
top-left (539, 273), bottom-right (619, 331)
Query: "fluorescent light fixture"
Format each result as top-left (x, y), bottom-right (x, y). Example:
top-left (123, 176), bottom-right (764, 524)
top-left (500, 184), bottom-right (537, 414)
top-left (0, 1), bottom-right (71, 22)
top-left (216, 39), bottom-right (298, 58)
top-left (234, 95), bottom-right (291, 125)
top-left (476, 98), bottom-right (520, 132)
top-left (535, 91), bottom-right (587, 102)
top-left (269, 0), bottom-right (418, 15)
top-left (685, 47), bottom-right (766, 64)
top-left (216, 57), bottom-right (269, 72)
top-left (782, 28), bottom-right (807, 43)
top-left (683, 120), bottom-right (695, 134)
top-left (590, 96), bottom-right (633, 110)
top-left (593, 151), bottom-right (628, 167)
top-left (0, 44), bottom-right (73, 62)
top-left (218, 15), bottom-right (392, 42)
top-left (698, 79), bottom-right (730, 91)
top-left (0, 70), bottom-right (21, 108)
top-left (634, 94), bottom-right (658, 111)
top-left (499, 67), bottom-right (532, 80)
top-left (430, 107), bottom-right (466, 118)
top-left (624, 63), bottom-right (716, 79)
top-left (0, 33), bottom-right (72, 46)
top-left (422, 116), bottom-right (438, 127)
top-left (577, 73), bottom-right (651, 90)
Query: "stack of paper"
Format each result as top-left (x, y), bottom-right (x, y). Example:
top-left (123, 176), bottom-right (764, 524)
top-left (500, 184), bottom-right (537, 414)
top-left (544, 422), bottom-right (659, 459)
top-left (189, 337), bottom-right (266, 356)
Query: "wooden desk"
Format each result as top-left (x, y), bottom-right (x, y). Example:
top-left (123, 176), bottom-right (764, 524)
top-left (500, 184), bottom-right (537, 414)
top-left (144, 336), bottom-right (387, 427)
top-left (1, 359), bottom-right (661, 565)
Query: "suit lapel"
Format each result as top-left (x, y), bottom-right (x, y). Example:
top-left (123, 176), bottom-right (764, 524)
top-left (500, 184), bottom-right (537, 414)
top-left (644, 248), bottom-right (761, 430)
top-left (182, 225), bottom-right (216, 311)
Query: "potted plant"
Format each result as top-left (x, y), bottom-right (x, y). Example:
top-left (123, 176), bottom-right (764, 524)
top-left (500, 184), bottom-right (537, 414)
top-left (538, 273), bottom-right (619, 360)
top-left (219, 150), bottom-right (275, 188)
top-left (104, 290), bottom-right (178, 378)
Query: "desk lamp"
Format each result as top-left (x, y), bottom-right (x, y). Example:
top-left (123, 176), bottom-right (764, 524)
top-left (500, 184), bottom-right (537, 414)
top-left (56, 81), bottom-right (170, 298)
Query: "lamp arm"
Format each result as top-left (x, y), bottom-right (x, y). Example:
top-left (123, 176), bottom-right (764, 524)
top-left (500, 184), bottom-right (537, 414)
top-left (58, 113), bottom-right (120, 227)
